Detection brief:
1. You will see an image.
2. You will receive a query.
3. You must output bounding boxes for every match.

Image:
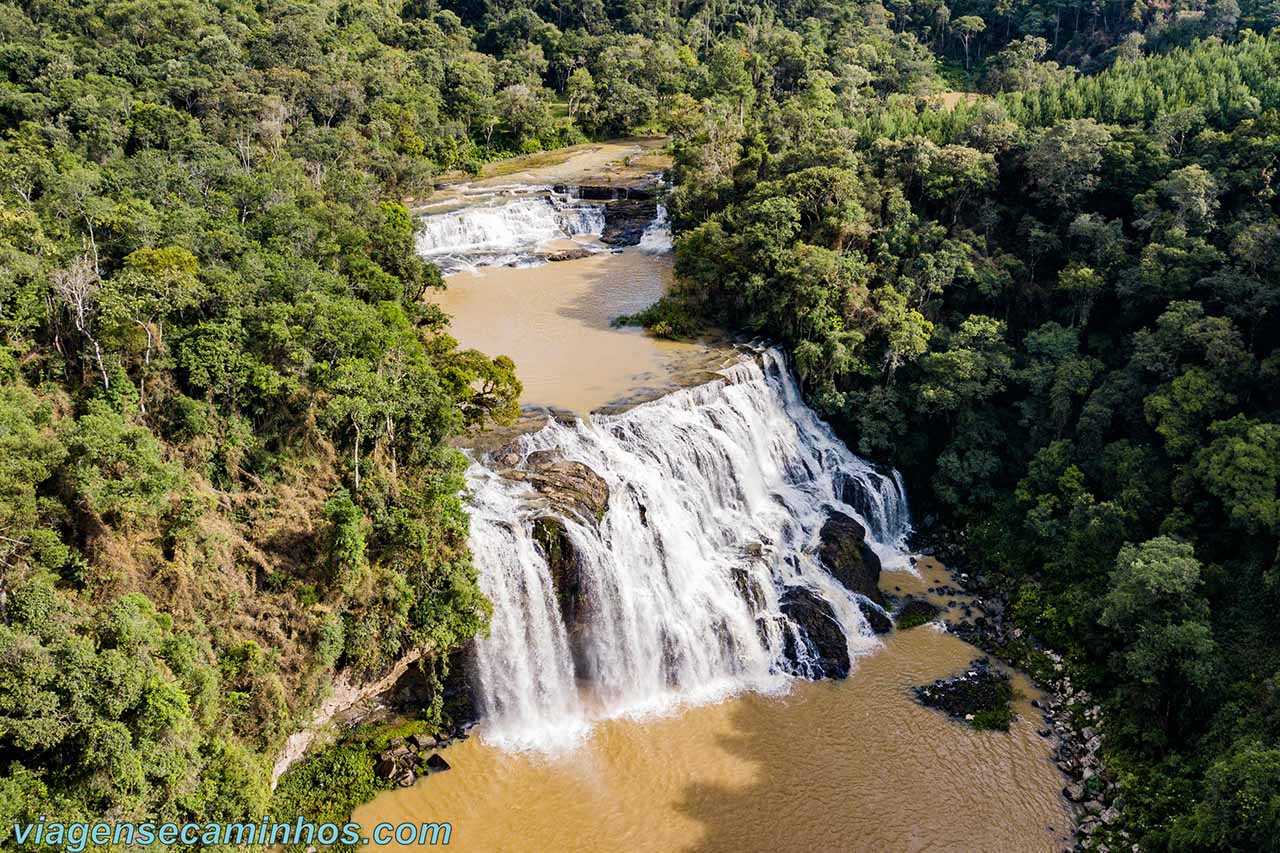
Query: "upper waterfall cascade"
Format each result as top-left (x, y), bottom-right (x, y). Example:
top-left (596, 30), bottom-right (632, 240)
top-left (415, 190), bottom-right (606, 273)
top-left (467, 349), bottom-right (911, 750)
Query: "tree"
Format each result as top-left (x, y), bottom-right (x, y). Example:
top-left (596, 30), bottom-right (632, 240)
top-left (565, 66), bottom-right (597, 122)
top-left (1192, 416), bottom-right (1280, 534)
top-left (1024, 119), bottom-right (1112, 210)
top-left (954, 16), bottom-right (985, 70)
top-left (1100, 537), bottom-right (1217, 743)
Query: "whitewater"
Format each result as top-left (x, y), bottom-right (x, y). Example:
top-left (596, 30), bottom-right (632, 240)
top-left (466, 348), bottom-right (911, 750)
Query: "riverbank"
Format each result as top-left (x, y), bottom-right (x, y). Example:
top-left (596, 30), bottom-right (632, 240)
top-left (914, 524), bottom-right (1132, 852)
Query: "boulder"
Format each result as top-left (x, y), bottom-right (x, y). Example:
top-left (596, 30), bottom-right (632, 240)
top-left (425, 753), bottom-right (451, 773)
top-left (544, 248), bottom-right (592, 262)
top-left (895, 596), bottom-right (941, 629)
top-left (818, 510), bottom-right (884, 606)
top-left (514, 450), bottom-right (610, 523)
top-left (779, 586), bottom-right (851, 679)
top-left (857, 598), bottom-right (892, 634)
top-left (601, 199), bottom-right (659, 246)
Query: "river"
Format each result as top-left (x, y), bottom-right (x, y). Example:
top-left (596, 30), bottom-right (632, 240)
top-left (353, 140), bottom-right (1073, 851)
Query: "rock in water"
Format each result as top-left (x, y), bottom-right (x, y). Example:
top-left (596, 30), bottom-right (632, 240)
top-left (543, 248), bottom-right (592, 262)
top-left (912, 658), bottom-right (1014, 730)
top-left (779, 586), bottom-right (851, 679)
top-left (425, 753), bottom-right (451, 773)
top-left (895, 596), bottom-right (941, 629)
top-left (818, 509), bottom-right (884, 605)
top-left (857, 598), bottom-right (892, 634)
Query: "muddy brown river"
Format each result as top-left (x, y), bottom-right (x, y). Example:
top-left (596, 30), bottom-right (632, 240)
top-left (355, 142), bottom-right (1073, 852)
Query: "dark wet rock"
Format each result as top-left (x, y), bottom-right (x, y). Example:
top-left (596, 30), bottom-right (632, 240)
top-left (425, 753), bottom-right (451, 773)
top-left (543, 247), bottom-right (592, 262)
top-left (553, 183), bottom-right (654, 201)
top-left (440, 646), bottom-right (480, 733)
top-left (857, 598), bottom-right (892, 634)
top-left (818, 510), bottom-right (883, 606)
top-left (513, 450), bottom-right (610, 522)
top-left (895, 596), bottom-right (941, 629)
top-left (532, 516), bottom-right (583, 626)
top-left (779, 586), bottom-right (851, 679)
top-left (912, 657), bottom-right (1014, 730)
top-left (731, 566), bottom-right (766, 615)
top-left (601, 199), bottom-right (659, 246)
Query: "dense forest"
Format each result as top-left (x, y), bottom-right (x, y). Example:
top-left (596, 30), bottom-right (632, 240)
top-left (0, 0), bottom-right (1277, 847)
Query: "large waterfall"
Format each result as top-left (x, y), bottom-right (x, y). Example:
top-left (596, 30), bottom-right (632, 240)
top-left (416, 192), bottom-right (605, 273)
top-left (467, 349), bottom-right (911, 750)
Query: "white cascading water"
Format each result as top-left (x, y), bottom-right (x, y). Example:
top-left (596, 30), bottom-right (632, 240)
top-left (637, 203), bottom-right (673, 253)
top-left (468, 348), bottom-right (911, 750)
top-left (416, 193), bottom-right (605, 273)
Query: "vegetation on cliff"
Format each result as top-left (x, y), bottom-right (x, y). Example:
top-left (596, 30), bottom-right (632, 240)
top-left (650, 24), bottom-right (1280, 853)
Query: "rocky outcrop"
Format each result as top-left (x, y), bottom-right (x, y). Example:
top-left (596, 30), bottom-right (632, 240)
top-left (913, 657), bottom-right (1014, 730)
top-left (895, 596), bottom-right (941, 629)
top-left (509, 450), bottom-right (610, 523)
top-left (779, 586), bottom-right (851, 679)
top-left (838, 474), bottom-right (887, 540)
top-left (731, 565), bottom-right (767, 615)
top-left (270, 648), bottom-right (423, 787)
top-left (818, 509), bottom-right (884, 606)
top-left (373, 736), bottom-right (454, 788)
top-left (601, 199), bottom-right (659, 246)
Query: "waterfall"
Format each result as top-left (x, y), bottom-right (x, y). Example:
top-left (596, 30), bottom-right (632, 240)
top-left (467, 348), bottom-right (911, 750)
top-left (637, 203), bottom-right (673, 253)
top-left (416, 193), bottom-right (605, 273)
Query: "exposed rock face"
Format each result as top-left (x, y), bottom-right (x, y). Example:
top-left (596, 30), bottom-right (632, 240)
top-left (818, 509), bottom-right (884, 606)
top-left (510, 450), bottom-right (610, 523)
top-left (731, 566), bottom-right (767, 615)
top-left (532, 516), bottom-right (583, 629)
top-left (553, 183), bottom-right (654, 200)
top-left (439, 647), bottom-right (480, 731)
top-left (601, 199), bottom-right (659, 246)
top-left (779, 586), bottom-right (851, 679)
